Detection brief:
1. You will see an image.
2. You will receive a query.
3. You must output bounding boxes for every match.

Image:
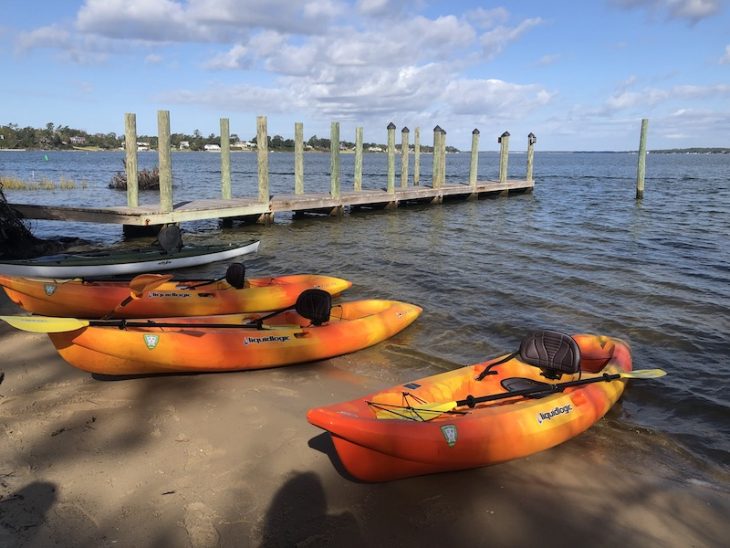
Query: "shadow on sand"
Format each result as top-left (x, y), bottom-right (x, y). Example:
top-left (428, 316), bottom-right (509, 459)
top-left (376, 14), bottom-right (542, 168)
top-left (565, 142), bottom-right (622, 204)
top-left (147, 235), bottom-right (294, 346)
top-left (0, 481), bottom-right (58, 547)
top-left (260, 472), bottom-right (363, 547)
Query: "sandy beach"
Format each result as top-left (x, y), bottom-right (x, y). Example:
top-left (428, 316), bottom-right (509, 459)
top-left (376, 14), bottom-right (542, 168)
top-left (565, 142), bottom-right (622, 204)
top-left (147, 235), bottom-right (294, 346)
top-left (0, 292), bottom-right (727, 548)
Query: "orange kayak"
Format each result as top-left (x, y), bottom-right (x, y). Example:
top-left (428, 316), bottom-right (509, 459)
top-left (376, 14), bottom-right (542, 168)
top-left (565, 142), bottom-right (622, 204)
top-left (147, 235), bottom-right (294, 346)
top-left (34, 292), bottom-right (422, 376)
top-left (308, 331), bottom-right (639, 482)
top-left (0, 271), bottom-right (351, 318)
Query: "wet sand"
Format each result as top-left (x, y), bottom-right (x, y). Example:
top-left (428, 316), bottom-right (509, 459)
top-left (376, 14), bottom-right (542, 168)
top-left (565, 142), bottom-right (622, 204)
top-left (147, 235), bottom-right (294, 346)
top-left (0, 292), bottom-right (728, 547)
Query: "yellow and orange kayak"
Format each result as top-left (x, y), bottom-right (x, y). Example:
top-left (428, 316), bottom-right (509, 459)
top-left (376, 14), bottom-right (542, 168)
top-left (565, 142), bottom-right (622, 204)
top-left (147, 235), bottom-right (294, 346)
top-left (0, 272), bottom-right (351, 318)
top-left (31, 295), bottom-right (422, 376)
top-left (308, 331), bottom-right (642, 482)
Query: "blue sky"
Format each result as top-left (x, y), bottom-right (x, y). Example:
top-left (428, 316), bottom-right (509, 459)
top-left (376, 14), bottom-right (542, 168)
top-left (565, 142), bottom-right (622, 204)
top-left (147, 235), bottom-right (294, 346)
top-left (1, 0), bottom-right (728, 150)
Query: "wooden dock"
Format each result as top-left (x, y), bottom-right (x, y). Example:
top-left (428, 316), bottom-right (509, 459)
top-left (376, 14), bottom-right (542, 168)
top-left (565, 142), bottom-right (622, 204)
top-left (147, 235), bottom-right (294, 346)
top-left (11, 180), bottom-right (533, 227)
top-left (8, 112), bottom-right (536, 234)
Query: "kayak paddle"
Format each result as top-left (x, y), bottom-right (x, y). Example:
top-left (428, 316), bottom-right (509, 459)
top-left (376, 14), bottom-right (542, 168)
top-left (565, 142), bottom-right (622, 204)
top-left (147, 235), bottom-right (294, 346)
top-left (371, 368), bottom-right (667, 421)
top-left (0, 315), bottom-right (283, 333)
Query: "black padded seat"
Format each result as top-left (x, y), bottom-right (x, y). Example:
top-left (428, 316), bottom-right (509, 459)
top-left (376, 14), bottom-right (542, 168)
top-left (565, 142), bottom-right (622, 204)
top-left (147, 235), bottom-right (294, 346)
top-left (295, 289), bottom-right (332, 326)
top-left (225, 263), bottom-right (246, 289)
top-left (519, 330), bottom-right (581, 379)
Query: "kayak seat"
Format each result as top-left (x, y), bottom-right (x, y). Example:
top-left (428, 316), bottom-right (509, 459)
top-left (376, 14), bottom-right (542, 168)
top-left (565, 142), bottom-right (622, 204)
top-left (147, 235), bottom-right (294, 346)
top-left (225, 263), bottom-right (246, 289)
top-left (156, 224), bottom-right (183, 253)
top-left (501, 377), bottom-right (552, 399)
top-left (519, 330), bottom-right (581, 380)
top-left (295, 289), bottom-right (332, 326)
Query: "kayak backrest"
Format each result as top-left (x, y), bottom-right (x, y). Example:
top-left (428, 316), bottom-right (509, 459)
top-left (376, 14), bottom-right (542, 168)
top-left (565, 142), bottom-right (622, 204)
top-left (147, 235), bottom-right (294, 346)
top-left (225, 263), bottom-right (246, 289)
top-left (519, 330), bottom-right (581, 379)
top-left (295, 289), bottom-right (332, 326)
top-left (156, 224), bottom-right (183, 254)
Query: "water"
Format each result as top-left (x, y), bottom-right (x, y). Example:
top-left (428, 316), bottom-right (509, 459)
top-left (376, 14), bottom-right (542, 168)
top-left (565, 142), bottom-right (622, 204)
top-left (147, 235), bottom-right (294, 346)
top-left (1, 149), bottom-right (729, 481)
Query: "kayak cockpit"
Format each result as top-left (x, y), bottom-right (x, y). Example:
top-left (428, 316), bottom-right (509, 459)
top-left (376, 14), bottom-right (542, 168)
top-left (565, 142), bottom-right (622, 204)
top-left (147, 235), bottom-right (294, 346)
top-left (367, 330), bottom-right (621, 421)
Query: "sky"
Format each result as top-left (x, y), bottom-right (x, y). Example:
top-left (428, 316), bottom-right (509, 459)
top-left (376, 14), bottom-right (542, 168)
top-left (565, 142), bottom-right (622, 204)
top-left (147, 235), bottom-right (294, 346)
top-left (1, 0), bottom-right (728, 151)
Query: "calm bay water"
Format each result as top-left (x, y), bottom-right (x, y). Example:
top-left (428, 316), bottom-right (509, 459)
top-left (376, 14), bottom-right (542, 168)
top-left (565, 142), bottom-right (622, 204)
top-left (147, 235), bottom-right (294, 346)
top-left (1, 149), bottom-right (729, 480)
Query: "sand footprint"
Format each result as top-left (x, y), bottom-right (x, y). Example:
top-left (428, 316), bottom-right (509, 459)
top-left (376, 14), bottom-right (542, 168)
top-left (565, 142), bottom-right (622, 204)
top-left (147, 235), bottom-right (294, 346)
top-left (184, 501), bottom-right (219, 547)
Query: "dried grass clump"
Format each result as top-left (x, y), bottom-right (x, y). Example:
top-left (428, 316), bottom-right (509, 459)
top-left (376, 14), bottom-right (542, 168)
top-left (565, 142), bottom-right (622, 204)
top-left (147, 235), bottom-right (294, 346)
top-left (109, 166), bottom-right (160, 190)
top-left (0, 176), bottom-right (87, 191)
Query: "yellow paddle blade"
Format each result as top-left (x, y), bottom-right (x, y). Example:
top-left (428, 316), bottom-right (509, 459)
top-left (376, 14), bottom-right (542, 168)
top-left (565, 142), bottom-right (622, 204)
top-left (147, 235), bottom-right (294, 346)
top-left (0, 315), bottom-right (90, 333)
top-left (129, 273), bottom-right (174, 299)
top-left (621, 368), bottom-right (666, 378)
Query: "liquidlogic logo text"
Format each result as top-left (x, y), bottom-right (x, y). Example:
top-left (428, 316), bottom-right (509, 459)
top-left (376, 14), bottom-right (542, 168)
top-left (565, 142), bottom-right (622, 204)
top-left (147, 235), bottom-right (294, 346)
top-left (243, 335), bottom-right (290, 345)
top-left (536, 404), bottom-right (572, 424)
top-left (149, 291), bottom-right (191, 299)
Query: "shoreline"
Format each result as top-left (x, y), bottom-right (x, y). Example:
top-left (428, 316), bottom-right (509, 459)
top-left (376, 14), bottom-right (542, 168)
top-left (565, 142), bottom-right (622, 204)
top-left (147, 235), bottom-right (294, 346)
top-left (0, 292), bottom-right (728, 546)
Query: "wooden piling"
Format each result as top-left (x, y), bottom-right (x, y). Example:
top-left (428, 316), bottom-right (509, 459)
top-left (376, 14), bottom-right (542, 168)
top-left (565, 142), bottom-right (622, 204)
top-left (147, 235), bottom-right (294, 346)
top-left (413, 127), bottom-right (421, 186)
top-left (498, 131), bottom-right (510, 185)
top-left (330, 122), bottom-right (341, 198)
top-left (636, 119), bottom-right (648, 200)
top-left (220, 118), bottom-right (231, 200)
top-left (295, 122), bottom-right (304, 194)
top-left (387, 122), bottom-right (396, 193)
top-left (354, 127), bottom-right (363, 191)
top-left (124, 113), bottom-right (138, 208)
top-left (526, 132), bottom-right (536, 183)
top-left (469, 128), bottom-right (480, 189)
top-left (157, 110), bottom-right (173, 213)
top-left (257, 116), bottom-right (269, 203)
top-left (401, 127), bottom-right (410, 188)
top-left (432, 126), bottom-right (442, 189)
top-left (439, 128), bottom-right (446, 188)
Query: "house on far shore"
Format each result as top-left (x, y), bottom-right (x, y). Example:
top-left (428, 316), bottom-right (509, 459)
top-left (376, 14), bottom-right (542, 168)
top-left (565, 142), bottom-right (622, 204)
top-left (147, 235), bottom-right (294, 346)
top-left (231, 140), bottom-right (256, 150)
top-left (204, 143), bottom-right (221, 152)
top-left (179, 140), bottom-right (190, 150)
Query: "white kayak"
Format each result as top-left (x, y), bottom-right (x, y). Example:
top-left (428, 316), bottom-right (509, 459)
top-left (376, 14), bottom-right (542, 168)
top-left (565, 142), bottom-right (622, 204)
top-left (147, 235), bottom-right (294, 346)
top-left (0, 240), bottom-right (260, 277)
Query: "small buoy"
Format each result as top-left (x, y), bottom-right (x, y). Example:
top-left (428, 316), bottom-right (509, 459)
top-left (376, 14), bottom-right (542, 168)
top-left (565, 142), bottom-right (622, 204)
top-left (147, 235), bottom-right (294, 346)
top-left (44, 154), bottom-right (48, 161)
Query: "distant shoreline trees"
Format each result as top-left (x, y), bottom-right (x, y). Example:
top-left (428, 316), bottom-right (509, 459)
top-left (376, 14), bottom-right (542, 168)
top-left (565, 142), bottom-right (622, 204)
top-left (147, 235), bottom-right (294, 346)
top-left (0, 123), bottom-right (459, 153)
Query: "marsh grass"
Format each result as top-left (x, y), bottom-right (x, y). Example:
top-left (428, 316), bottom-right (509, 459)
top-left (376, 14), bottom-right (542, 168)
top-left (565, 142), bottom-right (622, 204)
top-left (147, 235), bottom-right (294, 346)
top-left (0, 176), bottom-right (89, 191)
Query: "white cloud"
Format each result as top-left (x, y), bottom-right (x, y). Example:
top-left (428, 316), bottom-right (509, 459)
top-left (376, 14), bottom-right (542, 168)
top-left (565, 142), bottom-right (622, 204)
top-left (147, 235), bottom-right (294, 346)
top-left (356, 0), bottom-right (411, 17)
top-left (468, 7), bottom-right (510, 29)
top-left (445, 79), bottom-right (553, 119)
top-left (667, 0), bottom-right (721, 22)
top-left (16, 24), bottom-right (111, 64)
top-left (185, 0), bottom-right (339, 34)
top-left (304, 0), bottom-right (344, 19)
top-left (357, 0), bottom-right (390, 16)
top-left (479, 17), bottom-right (543, 60)
top-left (205, 44), bottom-right (251, 70)
top-left (76, 0), bottom-right (205, 42)
top-left (658, 107), bottom-right (730, 141)
top-left (159, 83), bottom-right (303, 114)
top-left (720, 45), bottom-right (730, 64)
top-left (611, 0), bottom-right (722, 23)
top-left (16, 25), bottom-right (71, 51)
top-left (74, 0), bottom-right (339, 43)
top-left (604, 81), bottom-right (730, 112)
top-left (537, 54), bottom-right (560, 66)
